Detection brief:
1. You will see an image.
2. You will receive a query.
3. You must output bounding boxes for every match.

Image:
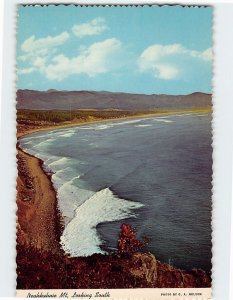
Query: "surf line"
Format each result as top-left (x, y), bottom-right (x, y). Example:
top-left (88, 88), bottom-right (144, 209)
top-left (60, 187), bottom-right (144, 257)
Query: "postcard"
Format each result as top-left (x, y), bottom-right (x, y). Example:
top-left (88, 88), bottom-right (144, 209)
top-left (16, 4), bottom-right (213, 299)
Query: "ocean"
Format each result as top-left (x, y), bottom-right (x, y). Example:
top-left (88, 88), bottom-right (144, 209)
top-left (19, 113), bottom-right (212, 271)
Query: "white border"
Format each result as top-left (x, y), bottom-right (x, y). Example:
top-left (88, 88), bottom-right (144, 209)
top-left (212, 4), bottom-right (233, 300)
top-left (0, 1), bottom-right (233, 299)
top-left (0, 0), bottom-right (3, 135)
top-left (0, 0), bottom-right (16, 297)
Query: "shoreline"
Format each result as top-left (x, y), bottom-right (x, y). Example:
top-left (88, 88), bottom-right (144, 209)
top-left (17, 108), bottom-right (211, 138)
top-left (16, 110), bottom-right (210, 255)
top-left (16, 110), bottom-right (212, 288)
top-left (16, 145), bottom-right (62, 254)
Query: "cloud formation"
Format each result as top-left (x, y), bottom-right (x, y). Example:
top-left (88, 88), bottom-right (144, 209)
top-left (72, 18), bottom-right (108, 38)
top-left (30, 38), bottom-right (123, 80)
top-left (21, 32), bottom-right (70, 54)
top-left (138, 44), bottom-right (212, 80)
top-left (18, 21), bottom-right (115, 79)
top-left (17, 67), bottom-right (35, 75)
top-left (17, 27), bottom-right (212, 87)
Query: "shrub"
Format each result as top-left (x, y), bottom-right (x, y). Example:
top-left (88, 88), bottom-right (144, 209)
top-left (117, 223), bottom-right (149, 254)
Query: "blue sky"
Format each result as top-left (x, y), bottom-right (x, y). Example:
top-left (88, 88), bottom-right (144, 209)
top-left (17, 5), bottom-right (213, 95)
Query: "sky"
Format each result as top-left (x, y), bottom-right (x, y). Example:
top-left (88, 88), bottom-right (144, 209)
top-left (17, 5), bottom-right (213, 95)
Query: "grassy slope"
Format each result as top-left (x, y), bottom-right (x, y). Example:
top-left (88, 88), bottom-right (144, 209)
top-left (17, 240), bottom-right (211, 289)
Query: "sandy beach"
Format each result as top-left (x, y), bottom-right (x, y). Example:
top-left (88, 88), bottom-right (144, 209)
top-left (16, 109), bottom-right (210, 138)
top-left (16, 147), bottom-right (62, 254)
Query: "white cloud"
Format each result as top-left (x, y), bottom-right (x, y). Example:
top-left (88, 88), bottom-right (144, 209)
top-left (32, 56), bottom-right (47, 70)
top-left (18, 32), bottom-right (70, 77)
top-left (191, 48), bottom-right (213, 61)
top-left (154, 64), bottom-right (179, 80)
top-left (72, 18), bottom-right (108, 38)
top-left (138, 44), bottom-right (212, 80)
top-left (42, 38), bottom-right (122, 80)
top-left (21, 32), bottom-right (69, 54)
top-left (17, 67), bottom-right (35, 75)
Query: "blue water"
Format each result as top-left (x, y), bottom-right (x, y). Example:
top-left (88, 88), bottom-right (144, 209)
top-left (19, 113), bottom-right (212, 271)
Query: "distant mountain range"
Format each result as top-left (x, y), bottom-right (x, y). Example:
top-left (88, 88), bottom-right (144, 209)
top-left (17, 90), bottom-right (212, 111)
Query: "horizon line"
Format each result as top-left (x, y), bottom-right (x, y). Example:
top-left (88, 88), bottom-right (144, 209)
top-left (17, 89), bottom-right (212, 97)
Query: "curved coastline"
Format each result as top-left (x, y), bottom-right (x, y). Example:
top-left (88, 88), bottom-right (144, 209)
top-left (16, 109), bottom-right (211, 254)
top-left (16, 111), bottom-right (212, 289)
top-left (17, 108), bottom-right (211, 139)
top-left (16, 114), bottom-right (156, 253)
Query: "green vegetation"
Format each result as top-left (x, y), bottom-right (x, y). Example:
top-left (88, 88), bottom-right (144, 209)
top-left (16, 108), bottom-right (211, 136)
top-left (17, 109), bottom-right (169, 124)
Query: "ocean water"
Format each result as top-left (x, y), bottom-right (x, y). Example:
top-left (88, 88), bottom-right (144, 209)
top-left (19, 113), bottom-right (212, 271)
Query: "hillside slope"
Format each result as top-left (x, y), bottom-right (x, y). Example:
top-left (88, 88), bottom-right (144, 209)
top-left (17, 90), bottom-right (212, 111)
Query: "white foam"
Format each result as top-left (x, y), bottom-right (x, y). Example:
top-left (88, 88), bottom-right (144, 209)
top-left (58, 129), bottom-right (76, 138)
top-left (79, 119), bottom-right (143, 131)
top-left (175, 113), bottom-right (193, 117)
top-left (94, 124), bottom-right (112, 130)
top-left (33, 138), bottom-right (55, 149)
top-left (196, 114), bottom-right (208, 117)
top-left (113, 119), bottom-right (142, 126)
top-left (51, 168), bottom-right (75, 189)
top-left (153, 118), bottom-right (173, 123)
top-left (79, 126), bottom-right (94, 130)
top-left (21, 134), bottom-right (47, 141)
top-left (60, 187), bottom-right (144, 257)
top-left (48, 157), bottom-right (72, 171)
top-left (21, 140), bottom-right (34, 146)
top-left (135, 124), bottom-right (153, 127)
top-left (43, 155), bottom-right (59, 165)
top-left (57, 179), bottom-right (94, 224)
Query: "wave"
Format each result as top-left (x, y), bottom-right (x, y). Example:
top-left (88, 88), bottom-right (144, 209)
top-left (196, 114), bottom-right (208, 117)
top-left (174, 113), bottom-right (192, 117)
top-left (57, 129), bottom-right (76, 138)
top-left (51, 168), bottom-right (81, 189)
top-left (33, 138), bottom-right (55, 149)
top-left (79, 126), bottom-right (95, 130)
top-left (20, 134), bottom-right (48, 141)
top-left (20, 140), bottom-right (35, 146)
top-left (57, 179), bottom-right (94, 224)
top-left (94, 124), bottom-right (113, 130)
top-left (60, 187), bottom-right (144, 257)
top-left (135, 124), bottom-right (153, 127)
top-left (48, 157), bottom-right (72, 170)
top-left (153, 118), bottom-right (173, 123)
top-left (78, 119), bottom-right (143, 132)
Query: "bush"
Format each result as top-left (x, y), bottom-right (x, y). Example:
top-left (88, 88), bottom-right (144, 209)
top-left (117, 223), bottom-right (149, 254)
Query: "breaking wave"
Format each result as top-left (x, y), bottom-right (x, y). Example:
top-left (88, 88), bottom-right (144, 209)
top-left (60, 187), bottom-right (144, 256)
